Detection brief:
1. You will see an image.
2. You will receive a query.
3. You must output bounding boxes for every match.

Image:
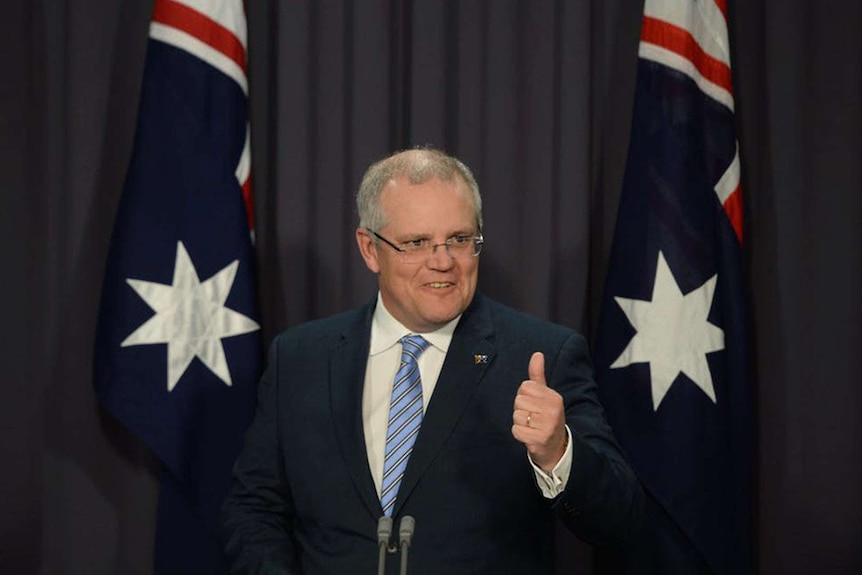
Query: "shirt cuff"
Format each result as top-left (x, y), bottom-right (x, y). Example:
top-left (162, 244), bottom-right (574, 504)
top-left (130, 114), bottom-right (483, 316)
top-left (530, 425), bottom-right (573, 499)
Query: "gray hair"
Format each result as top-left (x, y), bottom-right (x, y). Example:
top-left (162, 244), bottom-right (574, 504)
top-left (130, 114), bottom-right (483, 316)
top-left (356, 147), bottom-right (483, 233)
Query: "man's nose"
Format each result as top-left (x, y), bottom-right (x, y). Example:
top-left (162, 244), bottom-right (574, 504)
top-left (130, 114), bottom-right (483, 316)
top-left (427, 242), bottom-right (455, 268)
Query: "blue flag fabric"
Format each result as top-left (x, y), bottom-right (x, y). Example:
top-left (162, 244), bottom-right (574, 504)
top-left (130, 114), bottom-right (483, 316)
top-left (94, 1), bottom-right (260, 573)
top-left (594, 1), bottom-right (752, 574)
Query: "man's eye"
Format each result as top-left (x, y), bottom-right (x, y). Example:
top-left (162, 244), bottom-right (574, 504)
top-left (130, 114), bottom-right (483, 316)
top-left (451, 235), bottom-right (472, 245)
top-left (405, 239), bottom-right (427, 249)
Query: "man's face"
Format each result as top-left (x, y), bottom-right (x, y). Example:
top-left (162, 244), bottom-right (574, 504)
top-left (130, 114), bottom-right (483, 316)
top-left (356, 176), bottom-right (480, 333)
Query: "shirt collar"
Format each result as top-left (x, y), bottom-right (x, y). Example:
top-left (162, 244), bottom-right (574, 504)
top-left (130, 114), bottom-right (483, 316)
top-left (369, 292), bottom-right (460, 355)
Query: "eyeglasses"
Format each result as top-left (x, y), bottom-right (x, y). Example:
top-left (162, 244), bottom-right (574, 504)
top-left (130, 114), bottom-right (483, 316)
top-left (366, 228), bottom-right (484, 263)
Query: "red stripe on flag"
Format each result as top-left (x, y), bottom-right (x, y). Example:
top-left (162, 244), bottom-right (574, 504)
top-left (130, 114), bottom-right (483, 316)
top-left (713, 0), bottom-right (728, 21)
top-left (153, 0), bottom-right (247, 75)
top-left (723, 185), bottom-right (743, 244)
top-left (241, 176), bottom-right (255, 232)
top-left (641, 16), bottom-right (732, 95)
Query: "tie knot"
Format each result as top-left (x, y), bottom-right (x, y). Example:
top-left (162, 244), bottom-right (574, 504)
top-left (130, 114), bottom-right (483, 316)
top-left (400, 335), bottom-right (429, 361)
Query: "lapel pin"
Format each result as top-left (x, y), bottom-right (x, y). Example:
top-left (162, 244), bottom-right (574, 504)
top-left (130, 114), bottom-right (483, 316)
top-left (473, 354), bottom-right (489, 365)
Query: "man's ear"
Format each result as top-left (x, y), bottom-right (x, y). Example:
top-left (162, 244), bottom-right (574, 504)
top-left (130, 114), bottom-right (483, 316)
top-left (356, 228), bottom-right (381, 273)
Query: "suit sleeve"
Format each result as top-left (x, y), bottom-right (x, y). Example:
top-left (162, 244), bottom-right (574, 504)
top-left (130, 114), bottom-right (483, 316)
top-left (550, 332), bottom-right (644, 546)
top-left (221, 336), bottom-right (298, 575)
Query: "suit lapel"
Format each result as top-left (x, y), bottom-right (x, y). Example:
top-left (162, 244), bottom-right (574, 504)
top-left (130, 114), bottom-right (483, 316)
top-left (392, 295), bottom-right (496, 517)
top-left (329, 301), bottom-right (382, 519)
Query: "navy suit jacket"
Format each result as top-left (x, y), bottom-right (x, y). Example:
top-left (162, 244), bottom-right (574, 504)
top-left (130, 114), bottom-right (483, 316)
top-left (222, 293), bottom-right (642, 574)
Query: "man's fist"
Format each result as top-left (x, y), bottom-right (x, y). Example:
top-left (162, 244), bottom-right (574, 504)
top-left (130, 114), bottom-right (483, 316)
top-left (511, 352), bottom-right (567, 473)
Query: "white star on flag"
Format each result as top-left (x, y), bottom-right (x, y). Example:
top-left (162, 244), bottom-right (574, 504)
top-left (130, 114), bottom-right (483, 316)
top-left (121, 241), bottom-right (260, 391)
top-left (611, 250), bottom-right (724, 410)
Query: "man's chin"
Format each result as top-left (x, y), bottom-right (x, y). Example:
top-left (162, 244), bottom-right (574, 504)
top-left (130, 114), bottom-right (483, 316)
top-left (418, 303), bottom-right (466, 328)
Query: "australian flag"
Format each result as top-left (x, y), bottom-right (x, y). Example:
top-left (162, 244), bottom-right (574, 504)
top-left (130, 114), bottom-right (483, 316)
top-left (94, 1), bottom-right (261, 573)
top-left (595, 1), bottom-right (752, 574)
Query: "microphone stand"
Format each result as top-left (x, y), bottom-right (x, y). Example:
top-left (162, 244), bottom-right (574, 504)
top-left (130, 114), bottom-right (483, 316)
top-left (398, 516), bottom-right (415, 575)
top-left (377, 516), bottom-right (392, 575)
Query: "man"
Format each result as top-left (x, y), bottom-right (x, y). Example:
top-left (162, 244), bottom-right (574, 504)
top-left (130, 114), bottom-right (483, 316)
top-left (221, 148), bottom-right (642, 574)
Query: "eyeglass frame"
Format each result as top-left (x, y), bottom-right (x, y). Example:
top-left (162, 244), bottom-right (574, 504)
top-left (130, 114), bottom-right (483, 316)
top-left (365, 228), bottom-right (484, 260)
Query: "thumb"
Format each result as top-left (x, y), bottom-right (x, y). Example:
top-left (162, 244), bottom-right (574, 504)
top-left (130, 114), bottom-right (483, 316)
top-left (528, 352), bottom-right (547, 386)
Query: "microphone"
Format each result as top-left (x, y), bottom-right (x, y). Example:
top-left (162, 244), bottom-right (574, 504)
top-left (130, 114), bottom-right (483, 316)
top-left (377, 516), bottom-right (392, 575)
top-left (398, 515), bottom-right (415, 575)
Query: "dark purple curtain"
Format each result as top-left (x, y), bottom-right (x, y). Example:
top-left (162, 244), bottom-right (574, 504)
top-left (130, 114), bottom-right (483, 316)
top-left (2, 0), bottom-right (860, 573)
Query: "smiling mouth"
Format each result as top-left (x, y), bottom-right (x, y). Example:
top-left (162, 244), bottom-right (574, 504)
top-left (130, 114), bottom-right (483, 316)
top-left (427, 282), bottom-right (453, 288)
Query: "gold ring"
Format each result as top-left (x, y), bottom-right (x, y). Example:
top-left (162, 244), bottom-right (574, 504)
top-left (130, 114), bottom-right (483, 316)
top-left (526, 412), bottom-right (532, 427)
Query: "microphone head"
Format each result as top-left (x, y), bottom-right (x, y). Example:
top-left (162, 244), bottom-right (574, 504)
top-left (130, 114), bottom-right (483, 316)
top-left (399, 515), bottom-right (415, 544)
top-left (377, 516), bottom-right (393, 544)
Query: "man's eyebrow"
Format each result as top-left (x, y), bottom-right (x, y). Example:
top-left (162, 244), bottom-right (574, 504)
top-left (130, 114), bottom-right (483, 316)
top-left (449, 229), bottom-right (478, 237)
top-left (394, 229), bottom-right (475, 241)
top-left (391, 232), bottom-right (431, 242)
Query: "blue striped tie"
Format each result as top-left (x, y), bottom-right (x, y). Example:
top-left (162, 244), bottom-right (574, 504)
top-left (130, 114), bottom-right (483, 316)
top-left (381, 335), bottom-right (430, 517)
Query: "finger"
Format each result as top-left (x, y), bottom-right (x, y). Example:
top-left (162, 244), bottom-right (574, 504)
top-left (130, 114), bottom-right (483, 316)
top-left (513, 394), bottom-right (545, 414)
top-left (512, 407), bottom-right (543, 430)
top-left (512, 408), bottom-right (530, 427)
top-left (511, 424), bottom-right (530, 444)
top-left (511, 423), bottom-right (543, 444)
top-left (528, 352), bottom-right (546, 386)
top-left (512, 408), bottom-right (526, 426)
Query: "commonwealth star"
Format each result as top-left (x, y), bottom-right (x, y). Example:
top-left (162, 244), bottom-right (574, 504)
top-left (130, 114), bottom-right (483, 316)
top-left (611, 251), bottom-right (724, 410)
top-left (121, 241), bottom-right (260, 391)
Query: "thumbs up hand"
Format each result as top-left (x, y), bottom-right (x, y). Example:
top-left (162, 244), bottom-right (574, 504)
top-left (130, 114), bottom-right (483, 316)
top-left (511, 352), bottom-right (568, 473)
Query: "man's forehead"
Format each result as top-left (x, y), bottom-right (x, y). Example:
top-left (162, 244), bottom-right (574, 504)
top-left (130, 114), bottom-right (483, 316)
top-left (380, 179), bottom-right (475, 231)
top-left (382, 175), bottom-right (470, 199)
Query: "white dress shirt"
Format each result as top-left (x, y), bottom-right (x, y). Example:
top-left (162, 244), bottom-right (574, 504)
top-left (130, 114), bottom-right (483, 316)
top-left (362, 294), bottom-right (573, 500)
